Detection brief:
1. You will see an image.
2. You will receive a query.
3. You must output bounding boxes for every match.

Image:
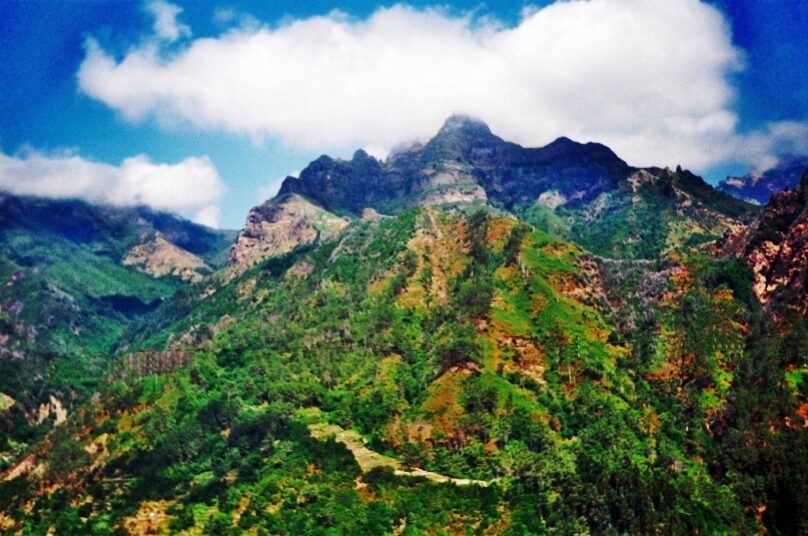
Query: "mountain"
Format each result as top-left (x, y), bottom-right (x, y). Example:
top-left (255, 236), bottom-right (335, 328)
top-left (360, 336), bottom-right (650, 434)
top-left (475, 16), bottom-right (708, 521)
top-left (719, 154), bottom-right (808, 204)
top-left (0, 193), bottom-right (233, 447)
top-left (1, 118), bottom-right (806, 535)
top-left (274, 115), bottom-right (756, 260)
top-left (279, 115), bottom-right (630, 214)
top-left (229, 193), bottom-right (349, 269)
top-left (726, 168), bottom-right (808, 313)
top-left (3, 203), bottom-right (805, 534)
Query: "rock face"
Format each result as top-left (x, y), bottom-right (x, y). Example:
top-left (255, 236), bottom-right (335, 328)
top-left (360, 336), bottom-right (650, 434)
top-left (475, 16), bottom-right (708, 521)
top-left (719, 155), bottom-right (808, 204)
top-left (272, 115), bottom-right (755, 259)
top-left (123, 233), bottom-right (210, 282)
top-left (278, 115), bottom-right (631, 215)
top-left (229, 194), bottom-right (348, 267)
top-left (727, 168), bottom-right (808, 311)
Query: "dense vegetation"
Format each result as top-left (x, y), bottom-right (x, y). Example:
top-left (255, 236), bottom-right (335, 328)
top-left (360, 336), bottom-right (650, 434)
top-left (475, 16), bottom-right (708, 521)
top-left (1, 202), bottom-right (805, 534)
top-left (0, 121), bottom-right (802, 534)
top-left (0, 194), bottom-right (233, 473)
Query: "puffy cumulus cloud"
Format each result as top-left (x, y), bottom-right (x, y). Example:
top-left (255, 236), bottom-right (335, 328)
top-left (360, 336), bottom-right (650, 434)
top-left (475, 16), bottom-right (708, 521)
top-left (146, 0), bottom-right (191, 42)
top-left (77, 0), bottom-right (798, 169)
top-left (0, 150), bottom-right (224, 227)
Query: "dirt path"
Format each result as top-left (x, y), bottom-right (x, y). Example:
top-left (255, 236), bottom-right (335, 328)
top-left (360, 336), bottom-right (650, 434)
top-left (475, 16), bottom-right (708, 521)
top-left (308, 421), bottom-right (496, 487)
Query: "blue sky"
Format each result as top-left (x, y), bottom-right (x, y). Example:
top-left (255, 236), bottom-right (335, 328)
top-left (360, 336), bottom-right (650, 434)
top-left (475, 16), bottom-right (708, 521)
top-left (1, 0), bottom-right (806, 229)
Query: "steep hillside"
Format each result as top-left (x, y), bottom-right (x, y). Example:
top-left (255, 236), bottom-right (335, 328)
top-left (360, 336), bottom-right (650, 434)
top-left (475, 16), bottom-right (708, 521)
top-left (1, 117), bottom-right (805, 535)
top-left (278, 115), bottom-right (757, 259)
top-left (553, 166), bottom-right (755, 258)
top-left (726, 168), bottom-right (808, 313)
top-left (0, 193), bottom-right (233, 456)
top-left (719, 154), bottom-right (808, 204)
top-left (2, 205), bottom-right (805, 534)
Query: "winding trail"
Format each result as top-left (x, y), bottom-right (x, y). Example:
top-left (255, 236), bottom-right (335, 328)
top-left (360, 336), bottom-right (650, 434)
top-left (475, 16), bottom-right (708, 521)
top-left (308, 421), bottom-right (497, 487)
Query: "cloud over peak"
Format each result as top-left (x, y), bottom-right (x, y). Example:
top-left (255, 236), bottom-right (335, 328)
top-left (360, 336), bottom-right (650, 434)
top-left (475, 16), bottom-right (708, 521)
top-left (0, 150), bottom-right (224, 227)
top-left (78, 0), bottom-right (803, 170)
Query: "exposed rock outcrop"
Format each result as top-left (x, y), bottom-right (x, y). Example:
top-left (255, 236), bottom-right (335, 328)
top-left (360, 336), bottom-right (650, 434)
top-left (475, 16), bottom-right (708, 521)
top-left (0, 392), bottom-right (14, 413)
top-left (35, 394), bottom-right (66, 426)
top-left (123, 232), bottom-right (210, 282)
top-left (360, 208), bottom-right (383, 222)
top-left (726, 168), bottom-right (808, 312)
top-left (278, 115), bottom-right (631, 215)
top-left (229, 194), bottom-right (348, 268)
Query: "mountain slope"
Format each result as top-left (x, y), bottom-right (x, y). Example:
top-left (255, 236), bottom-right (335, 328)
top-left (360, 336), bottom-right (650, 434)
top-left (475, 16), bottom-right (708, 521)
top-left (4, 205), bottom-right (803, 534)
top-left (277, 115), bottom-right (757, 259)
top-left (726, 168), bottom-right (808, 313)
top-left (719, 154), bottom-right (808, 204)
top-left (1, 118), bottom-right (806, 535)
top-left (0, 193), bottom-right (233, 453)
top-left (555, 165), bottom-right (755, 258)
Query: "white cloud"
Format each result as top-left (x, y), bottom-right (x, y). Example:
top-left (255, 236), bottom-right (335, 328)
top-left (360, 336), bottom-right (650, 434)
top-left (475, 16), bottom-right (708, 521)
top-left (77, 0), bottom-right (800, 170)
top-left (191, 205), bottom-right (221, 228)
top-left (145, 0), bottom-right (191, 42)
top-left (731, 120), bottom-right (808, 171)
top-left (0, 149), bottom-right (225, 227)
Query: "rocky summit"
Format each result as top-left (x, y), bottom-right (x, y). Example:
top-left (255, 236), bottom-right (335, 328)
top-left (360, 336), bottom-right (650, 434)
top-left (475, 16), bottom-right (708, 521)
top-left (1, 117), bottom-right (807, 535)
top-left (247, 116), bottom-right (757, 262)
top-left (278, 115), bottom-right (631, 215)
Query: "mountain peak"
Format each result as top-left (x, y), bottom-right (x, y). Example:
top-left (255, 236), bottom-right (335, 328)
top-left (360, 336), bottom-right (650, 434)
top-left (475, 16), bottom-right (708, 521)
top-left (437, 114), bottom-right (492, 138)
top-left (352, 148), bottom-right (370, 160)
top-left (549, 136), bottom-right (576, 146)
top-left (423, 114), bottom-right (499, 161)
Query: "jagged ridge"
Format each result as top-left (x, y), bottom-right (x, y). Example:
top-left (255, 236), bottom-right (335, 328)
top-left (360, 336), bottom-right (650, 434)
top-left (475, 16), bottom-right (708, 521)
top-left (235, 115), bottom-right (756, 265)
